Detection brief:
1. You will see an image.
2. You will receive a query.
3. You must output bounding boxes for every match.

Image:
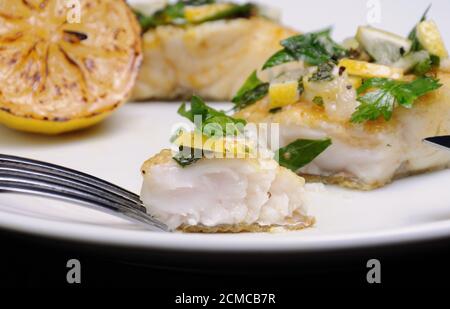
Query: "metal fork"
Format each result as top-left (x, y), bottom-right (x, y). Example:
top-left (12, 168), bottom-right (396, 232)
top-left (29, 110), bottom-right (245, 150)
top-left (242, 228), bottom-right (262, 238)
top-left (0, 154), bottom-right (168, 232)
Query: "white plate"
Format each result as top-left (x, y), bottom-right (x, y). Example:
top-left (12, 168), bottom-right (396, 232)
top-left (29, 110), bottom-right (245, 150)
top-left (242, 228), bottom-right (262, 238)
top-left (1, 0), bottom-right (450, 254)
top-left (1, 103), bottom-right (450, 253)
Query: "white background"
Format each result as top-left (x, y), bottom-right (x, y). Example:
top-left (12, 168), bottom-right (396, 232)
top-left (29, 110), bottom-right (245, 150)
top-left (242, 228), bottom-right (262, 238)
top-left (232, 0), bottom-right (450, 44)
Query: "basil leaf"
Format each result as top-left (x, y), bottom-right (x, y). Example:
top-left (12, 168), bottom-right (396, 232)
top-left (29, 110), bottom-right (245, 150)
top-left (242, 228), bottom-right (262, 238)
top-left (262, 49), bottom-right (297, 70)
top-left (283, 28), bottom-right (347, 62)
top-left (275, 139), bottom-right (332, 172)
top-left (232, 71), bottom-right (269, 110)
top-left (262, 29), bottom-right (347, 70)
top-left (178, 95), bottom-right (246, 136)
top-left (351, 77), bottom-right (442, 123)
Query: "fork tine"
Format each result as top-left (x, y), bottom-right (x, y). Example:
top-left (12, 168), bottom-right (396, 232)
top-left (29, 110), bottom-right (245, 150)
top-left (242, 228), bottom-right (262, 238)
top-left (0, 154), bottom-right (141, 204)
top-left (0, 178), bottom-right (168, 232)
top-left (0, 168), bottom-right (146, 213)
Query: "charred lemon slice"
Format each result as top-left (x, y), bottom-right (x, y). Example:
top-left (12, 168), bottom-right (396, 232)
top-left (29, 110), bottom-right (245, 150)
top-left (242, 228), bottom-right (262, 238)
top-left (0, 0), bottom-right (142, 134)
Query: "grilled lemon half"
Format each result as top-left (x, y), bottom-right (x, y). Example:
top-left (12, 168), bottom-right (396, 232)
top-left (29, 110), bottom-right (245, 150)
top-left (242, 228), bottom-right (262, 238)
top-left (0, 0), bottom-right (142, 134)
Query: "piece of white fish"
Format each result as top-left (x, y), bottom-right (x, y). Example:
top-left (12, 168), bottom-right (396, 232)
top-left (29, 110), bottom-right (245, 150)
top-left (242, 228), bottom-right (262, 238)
top-left (235, 71), bottom-right (450, 190)
top-left (131, 17), bottom-right (295, 101)
top-left (140, 149), bottom-right (314, 232)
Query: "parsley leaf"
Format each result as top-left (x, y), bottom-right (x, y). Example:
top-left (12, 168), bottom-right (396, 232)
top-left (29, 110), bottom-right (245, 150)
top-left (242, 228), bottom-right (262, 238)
top-left (232, 71), bottom-right (269, 111)
top-left (263, 28), bottom-right (348, 70)
top-left (275, 139), bottom-right (332, 172)
top-left (351, 77), bottom-right (442, 123)
top-left (178, 95), bottom-right (246, 137)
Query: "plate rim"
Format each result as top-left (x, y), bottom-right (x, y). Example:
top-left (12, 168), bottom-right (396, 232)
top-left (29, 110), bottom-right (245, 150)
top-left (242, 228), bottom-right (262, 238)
top-left (1, 209), bottom-right (450, 253)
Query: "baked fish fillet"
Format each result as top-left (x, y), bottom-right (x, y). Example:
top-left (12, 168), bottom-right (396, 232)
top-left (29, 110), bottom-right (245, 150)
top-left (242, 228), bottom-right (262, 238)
top-left (140, 149), bottom-right (314, 233)
top-left (236, 71), bottom-right (450, 190)
top-left (233, 16), bottom-right (450, 190)
top-left (131, 17), bottom-right (295, 101)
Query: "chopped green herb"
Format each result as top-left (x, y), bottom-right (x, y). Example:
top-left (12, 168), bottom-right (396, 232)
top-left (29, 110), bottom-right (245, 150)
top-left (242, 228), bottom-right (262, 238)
top-left (275, 139), bottom-right (332, 172)
top-left (134, 1), bottom-right (255, 31)
top-left (396, 50), bottom-right (440, 76)
top-left (173, 147), bottom-right (202, 167)
top-left (133, 10), bottom-right (158, 32)
top-left (298, 77), bottom-right (305, 95)
top-left (413, 56), bottom-right (433, 75)
top-left (351, 76), bottom-right (442, 123)
top-left (312, 96), bottom-right (324, 106)
top-left (269, 107), bottom-right (282, 113)
top-left (263, 28), bottom-right (348, 70)
top-left (134, 2), bottom-right (185, 31)
top-left (232, 71), bottom-right (270, 110)
top-left (183, 0), bottom-right (216, 5)
top-left (309, 62), bottom-right (335, 82)
top-left (178, 95), bottom-right (246, 137)
top-left (430, 54), bottom-right (441, 66)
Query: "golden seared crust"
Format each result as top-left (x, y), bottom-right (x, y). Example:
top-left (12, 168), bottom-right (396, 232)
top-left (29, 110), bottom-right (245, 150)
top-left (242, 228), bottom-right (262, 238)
top-left (178, 216), bottom-right (315, 233)
top-left (141, 149), bottom-right (173, 174)
top-left (235, 71), bottom-right (450, 136)
top-left (0, 0), bottom-right (142, 121)
top-left (132, 17), bottom-right (296, 101)
top-left (303, 163), bottom-right (450, 190)
top-left (301, 174), bottom-right (385, 191)
top-left (235, 70), bottom-right (450, 190)
top-left (235, 95), bottom-right (400, 138)
top-left (235, 98), bottom-right (395, 148)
